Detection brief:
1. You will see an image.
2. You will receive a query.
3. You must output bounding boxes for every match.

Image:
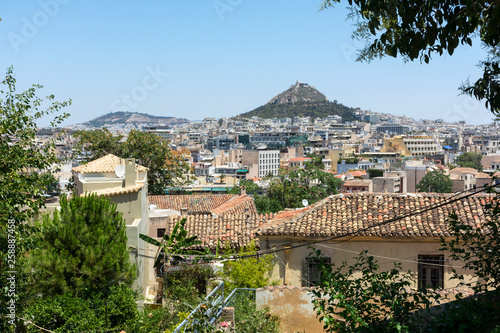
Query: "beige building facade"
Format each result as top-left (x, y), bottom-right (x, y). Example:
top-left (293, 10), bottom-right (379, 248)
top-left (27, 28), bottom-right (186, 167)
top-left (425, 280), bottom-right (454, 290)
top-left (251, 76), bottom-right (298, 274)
top-left (72, 154), bottom-right (152, 296)
top-left (257, 193), bottom-right (485, 289)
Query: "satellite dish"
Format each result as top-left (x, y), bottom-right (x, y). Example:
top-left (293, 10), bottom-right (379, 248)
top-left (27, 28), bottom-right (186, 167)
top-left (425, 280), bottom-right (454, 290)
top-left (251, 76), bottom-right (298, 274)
top-left (302, 199), bottom-right (309, 207)
top-left (115, 165), bottom-right (125, 178)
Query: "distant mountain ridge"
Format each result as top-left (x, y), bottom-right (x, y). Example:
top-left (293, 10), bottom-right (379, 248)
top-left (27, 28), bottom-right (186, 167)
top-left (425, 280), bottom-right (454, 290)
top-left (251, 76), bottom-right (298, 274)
top-left (84, 111), bottom-right (190, 128)
top-left (237, 81), bottom-right (357, 121)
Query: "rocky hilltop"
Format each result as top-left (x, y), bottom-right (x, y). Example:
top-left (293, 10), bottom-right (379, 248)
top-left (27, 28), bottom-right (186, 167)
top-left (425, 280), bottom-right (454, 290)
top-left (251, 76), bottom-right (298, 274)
top-left (238, 82), bottom-right (356, 121)
top-left (268, 81), bottom-right (328, 104)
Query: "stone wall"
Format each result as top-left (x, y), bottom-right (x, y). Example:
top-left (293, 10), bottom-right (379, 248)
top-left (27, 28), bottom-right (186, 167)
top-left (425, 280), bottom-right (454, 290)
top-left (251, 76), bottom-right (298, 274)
top-left (256, 286), bottom-right (330, 333)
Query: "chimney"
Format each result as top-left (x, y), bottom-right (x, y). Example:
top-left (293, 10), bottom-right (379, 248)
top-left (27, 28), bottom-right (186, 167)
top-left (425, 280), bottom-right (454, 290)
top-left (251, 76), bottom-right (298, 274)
top-left (240, 186), bottom-right (247, 196)
top-left (180, 207), bottom-right (188, 216)
top-left (125, 158), bottom-right (136, 188)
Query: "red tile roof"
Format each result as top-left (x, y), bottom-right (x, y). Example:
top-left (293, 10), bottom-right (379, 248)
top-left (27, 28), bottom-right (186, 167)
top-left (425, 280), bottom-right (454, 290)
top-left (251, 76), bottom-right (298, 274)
top-left (257, 193), bottom-right (493, 238)
top-left (72, 154), bottom-right (147, 174)
top-left (151, 214), bottom-right (266, 249)
top-left (148, 194), bottom-right (258, 217)
top-left (211, 194), bottom-right (258, 217)
top-left (450, 167), bottom-right (479, 174)
top-left (148, 194), bottom-right (236, 215)
top-left (349, 170), bottom-right (367, 178)
top-left (289, 157), bottom-right (312, 162)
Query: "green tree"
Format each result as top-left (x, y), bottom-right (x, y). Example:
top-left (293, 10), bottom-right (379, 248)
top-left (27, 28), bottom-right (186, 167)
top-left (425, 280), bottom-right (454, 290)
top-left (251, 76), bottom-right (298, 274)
top-left (441, 193), bottom-right (500, 293)
top-left (367, 168), bottom-right (384, 178)
top-left (455, 152), bottom-right (483, 171)
top-left (310, 249), bottom-right (440, 333)
top-left (221, 241), bottom-right (276, 292)
top-left (264, 165), bottom-right (342, 213)
top-left (320, 1), bottom-right (499, 115)
top-left (30, 194), bottom-right (135, 297)
top-left (416, 170), bottom-right (453, 193)
top-left (75, 128), bottom-right (191, 195)
top-left (140, 218), bottom-right (204, 269)
top-left (74, 127), bottom-right (122, 161)
top-left (23, 284), bottom-right (138, 333)
top-left (228, 179), bottom-right (261, 195)
top-left (0, 67), bottom-right (70, 330)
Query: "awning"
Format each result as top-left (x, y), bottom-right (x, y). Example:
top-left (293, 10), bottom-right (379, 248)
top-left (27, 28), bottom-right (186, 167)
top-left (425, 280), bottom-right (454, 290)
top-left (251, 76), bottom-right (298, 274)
top-left (443, 145), bottom-right (453, 150)
top-left (236, 169), bottom-right (249, 173)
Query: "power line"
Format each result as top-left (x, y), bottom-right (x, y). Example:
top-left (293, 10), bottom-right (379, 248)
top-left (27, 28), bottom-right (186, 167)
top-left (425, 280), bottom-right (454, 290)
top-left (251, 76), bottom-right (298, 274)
top-left (0, 316), bottom-right (56, 333)
top-left (250, 183), bottom-right (499, 258)
top-left (132, 183), bottom-right (499, 262)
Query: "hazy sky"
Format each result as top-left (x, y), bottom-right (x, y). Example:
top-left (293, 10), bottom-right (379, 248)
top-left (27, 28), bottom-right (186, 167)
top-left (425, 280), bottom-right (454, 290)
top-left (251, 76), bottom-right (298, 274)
top-left (1, 1), bottom-right (495, 126)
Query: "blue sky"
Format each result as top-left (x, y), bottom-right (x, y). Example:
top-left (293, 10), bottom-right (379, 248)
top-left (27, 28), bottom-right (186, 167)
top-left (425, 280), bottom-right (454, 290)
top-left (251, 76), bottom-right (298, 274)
top-left (1, 1), bottom-right (494, 126)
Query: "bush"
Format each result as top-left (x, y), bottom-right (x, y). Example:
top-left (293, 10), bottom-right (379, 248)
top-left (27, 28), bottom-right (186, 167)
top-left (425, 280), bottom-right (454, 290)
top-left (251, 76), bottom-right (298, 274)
top-left (23, 284), bottom-right (138, 333)
top-left (221, 241), bottom-right (276, 293)
top-left (232, 296), bottom-right (280, 333)
top-left (164, 263), bottom-right (215, 311)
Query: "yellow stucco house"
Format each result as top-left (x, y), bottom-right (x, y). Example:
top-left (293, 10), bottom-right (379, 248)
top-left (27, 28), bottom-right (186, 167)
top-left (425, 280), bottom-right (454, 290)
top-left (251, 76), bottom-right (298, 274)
top-left (257, 193), bottom-right (486, 289)
top-left (72, 154), bottom-right (152, 296)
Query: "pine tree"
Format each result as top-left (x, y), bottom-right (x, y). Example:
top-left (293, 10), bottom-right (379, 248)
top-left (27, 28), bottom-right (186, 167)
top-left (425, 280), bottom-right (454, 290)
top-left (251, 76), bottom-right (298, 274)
top-left (31, 194), bottom-right (136, 297)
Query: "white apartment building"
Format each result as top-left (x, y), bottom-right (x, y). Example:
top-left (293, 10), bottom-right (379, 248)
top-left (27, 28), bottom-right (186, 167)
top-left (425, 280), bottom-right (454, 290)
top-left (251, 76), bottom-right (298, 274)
top-left (257, 150), bottom-right (280, 177)
top-left (403, 136), bottom-right (443, 157)
top-left (241, 149), bottom-right (280, 178)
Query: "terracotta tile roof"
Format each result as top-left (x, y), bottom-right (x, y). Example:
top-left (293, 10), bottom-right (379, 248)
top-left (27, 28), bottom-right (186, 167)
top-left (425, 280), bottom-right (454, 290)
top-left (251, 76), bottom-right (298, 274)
top-left (449, 167), bottom-right (479, 174)
top-left (211, 194), bottom-right (258, 217)
top-left (257, 193), bottom-right (493, 238)
top-left (72, 154), bottom-right (147, 174)
top-left (349, 170), bottom-right (367, 178)
top-left (148, 194), bottom-right (236, 215)
top-left (289, 157), bottom-right (312, 162)
top-left (82, 184), bottom-right (144, 197)
top-left (150, 214), bottom-right (265, 249)
top-left (343, 180), bottom-right (372, 187)
top-left (476, 172), bottom-right (491, 178)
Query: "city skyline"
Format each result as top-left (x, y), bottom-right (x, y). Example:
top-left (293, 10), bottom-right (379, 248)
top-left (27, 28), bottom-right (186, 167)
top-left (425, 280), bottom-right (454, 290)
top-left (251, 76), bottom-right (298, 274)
top-left (1, 1), bottom-right (494, 127)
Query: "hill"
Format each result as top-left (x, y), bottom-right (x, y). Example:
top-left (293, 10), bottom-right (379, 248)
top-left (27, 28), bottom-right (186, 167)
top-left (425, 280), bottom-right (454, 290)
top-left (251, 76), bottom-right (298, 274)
top-left (238, 81), bottom-right (357, 121)
top-left (84, 111), bottom-right (190, 128)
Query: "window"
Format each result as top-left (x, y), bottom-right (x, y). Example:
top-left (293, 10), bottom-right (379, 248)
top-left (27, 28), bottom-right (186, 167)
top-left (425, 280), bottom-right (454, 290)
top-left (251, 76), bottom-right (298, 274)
top-left (302, 257), bottom-right (331, 287)
top-left (418, 255), bottom-right (444, 288)
top-left (157, 228), bottom-right (166, 238)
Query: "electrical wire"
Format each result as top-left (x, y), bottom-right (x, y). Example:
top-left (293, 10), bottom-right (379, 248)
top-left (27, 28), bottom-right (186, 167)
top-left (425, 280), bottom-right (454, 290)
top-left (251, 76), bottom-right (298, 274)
top-left (315, 243), bottom-right (466, 269)
top-left (0, 316), bottom-right (56, 333)
top-left (131, 183), bottom-right (499, 262)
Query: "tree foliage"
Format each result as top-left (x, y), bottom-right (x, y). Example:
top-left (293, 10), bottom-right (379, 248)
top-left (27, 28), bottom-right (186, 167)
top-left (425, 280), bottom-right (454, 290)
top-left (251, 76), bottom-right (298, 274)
top-left (321, 0), bottom-right (500, 115)
top-left (0, 67), bottom-right (70, 330)
top-left (416, 170), bottom-right (453, 193)
top-left (367, 168), bottom-right (384, 178)
top-left (23, 284), bottom-right (138, 333)
top-left (228, 179), bottom-right (261, 195)
top-left (454, 152), bottom-right (483, 171)
top-left (75, 128), bottom-right (191, 195)
top-left (239, 101), bottom-right (357, 121)
top-left (221, 241), bottom-right (276, 292)
top-left (263, 165), bottom-right (343, 213)
top-left (310, 249), bottom-right (440, 333)
top-left (140, 218), bottom-right (204, 269)
top-left (440, 192), bottom-right (500, 293)
top-left (30, 194), bottom-right (135, 297)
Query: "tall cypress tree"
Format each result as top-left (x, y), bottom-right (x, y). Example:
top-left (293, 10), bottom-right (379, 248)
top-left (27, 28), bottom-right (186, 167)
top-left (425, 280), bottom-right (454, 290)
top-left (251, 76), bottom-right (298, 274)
top-left (31, 194), bottom-right (136, 297)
